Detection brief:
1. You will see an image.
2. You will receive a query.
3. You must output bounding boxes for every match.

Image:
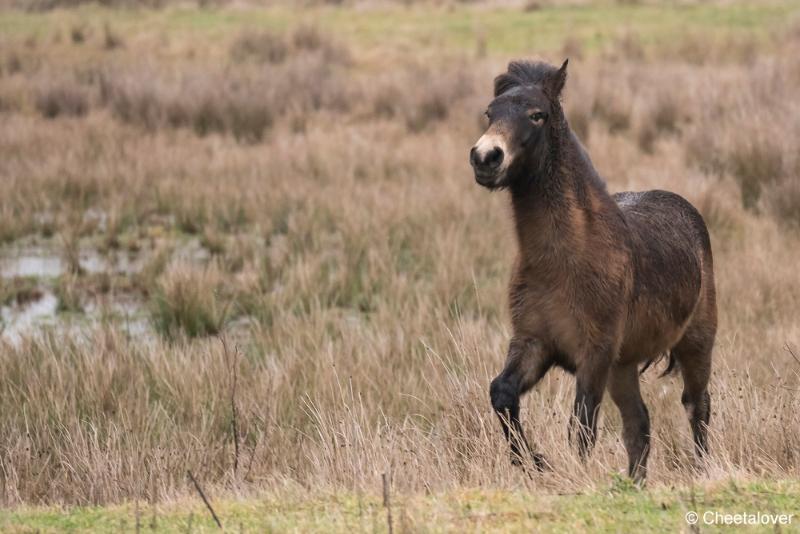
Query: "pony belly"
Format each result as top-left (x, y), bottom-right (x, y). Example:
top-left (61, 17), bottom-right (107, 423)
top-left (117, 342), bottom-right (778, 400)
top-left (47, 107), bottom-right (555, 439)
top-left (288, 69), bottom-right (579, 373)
top-left (619, 305), bottom-right (695, 365)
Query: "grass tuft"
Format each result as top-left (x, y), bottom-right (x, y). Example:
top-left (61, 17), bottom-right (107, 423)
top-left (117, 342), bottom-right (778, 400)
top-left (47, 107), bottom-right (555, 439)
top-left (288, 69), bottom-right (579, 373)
top-left (728, 136), bottom-right (784, 210)
top-left (149, 261), bottom-right (229, 339)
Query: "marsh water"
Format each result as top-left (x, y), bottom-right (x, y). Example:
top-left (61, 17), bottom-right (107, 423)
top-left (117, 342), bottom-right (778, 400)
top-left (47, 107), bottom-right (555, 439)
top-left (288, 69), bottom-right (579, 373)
top-left (0, 238), bottom-right (211, 344)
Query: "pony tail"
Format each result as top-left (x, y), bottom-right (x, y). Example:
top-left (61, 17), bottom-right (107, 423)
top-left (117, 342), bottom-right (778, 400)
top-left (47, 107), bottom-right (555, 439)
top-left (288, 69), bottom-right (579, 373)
top-left (639, 351), bottom-right (680, 377)
top-left (660, 352), bottom-right (679, 377)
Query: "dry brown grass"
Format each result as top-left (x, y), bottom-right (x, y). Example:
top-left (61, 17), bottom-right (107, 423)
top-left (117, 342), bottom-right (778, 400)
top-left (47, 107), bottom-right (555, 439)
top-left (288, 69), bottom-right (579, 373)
top-left (34, 76), bottom-right (89, 118)
top-left (230, 30), bottom-right (289, 64)
top-left (0, 5), bottom-right (799, 510)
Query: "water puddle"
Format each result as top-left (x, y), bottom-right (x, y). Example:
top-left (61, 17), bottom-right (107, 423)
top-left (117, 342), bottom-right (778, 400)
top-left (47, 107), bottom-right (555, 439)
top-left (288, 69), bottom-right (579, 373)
top-left (1, 289), bottom-right (153, 345)
top-left (0, 236), bottom-right (218, 343)
top-left (84, 297), bottom-right (151, 339)
top-left (1, 289), bottom-right (59, 343)
top-left (0, 254), bottom-right (62, 278)
top-left (0, 247), bottom-right (144, 279)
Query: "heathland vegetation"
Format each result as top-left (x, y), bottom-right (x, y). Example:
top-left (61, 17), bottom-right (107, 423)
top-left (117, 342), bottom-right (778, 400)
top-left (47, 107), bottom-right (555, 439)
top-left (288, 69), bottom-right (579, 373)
top-left (0, 0), bottom-right (799, 530)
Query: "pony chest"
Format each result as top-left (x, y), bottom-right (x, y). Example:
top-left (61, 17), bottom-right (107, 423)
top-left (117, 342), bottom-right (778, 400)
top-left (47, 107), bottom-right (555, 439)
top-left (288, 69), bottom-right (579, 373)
top-left (508, 274), bottom-right (586, 353)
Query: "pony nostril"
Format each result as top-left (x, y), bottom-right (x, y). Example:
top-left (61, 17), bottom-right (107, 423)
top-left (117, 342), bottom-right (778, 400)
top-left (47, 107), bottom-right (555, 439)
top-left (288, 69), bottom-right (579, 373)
top-left (470, 146), bottom-right (479, 166)
top-left (471, 145), bottom-right (504, 171)
top-left (486, 147), bottom-right (504, 168)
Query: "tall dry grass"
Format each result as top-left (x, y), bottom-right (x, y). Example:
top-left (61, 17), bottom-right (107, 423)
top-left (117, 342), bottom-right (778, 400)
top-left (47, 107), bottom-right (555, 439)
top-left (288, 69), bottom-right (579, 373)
top-left (0, 14), bottom-right (799, 507)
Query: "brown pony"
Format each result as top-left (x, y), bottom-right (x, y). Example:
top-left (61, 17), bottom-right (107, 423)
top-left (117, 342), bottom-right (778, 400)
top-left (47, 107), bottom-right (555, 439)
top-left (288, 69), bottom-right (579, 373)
top-left (470, 59), bottom-right (717, 481)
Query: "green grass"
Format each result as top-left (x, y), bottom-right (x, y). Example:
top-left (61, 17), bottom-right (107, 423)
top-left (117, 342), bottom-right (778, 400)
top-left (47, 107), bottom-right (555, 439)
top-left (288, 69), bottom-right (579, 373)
top-left (1, 1), bottom-right (797, 55)
top-left (2, 479), bottom-right (798, 533)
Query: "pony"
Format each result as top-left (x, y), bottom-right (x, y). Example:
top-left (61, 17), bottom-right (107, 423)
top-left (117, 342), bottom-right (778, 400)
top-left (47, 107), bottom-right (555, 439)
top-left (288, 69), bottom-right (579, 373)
top-left (470, 59), bottom-right (717, 481)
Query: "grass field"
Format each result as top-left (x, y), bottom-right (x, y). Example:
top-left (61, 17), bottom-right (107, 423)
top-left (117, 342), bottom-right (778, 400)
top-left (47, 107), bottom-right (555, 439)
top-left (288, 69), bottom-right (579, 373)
top-left (0, 1), bottom-right (795, 52)
top-left (1, 0), bottom-right (800, 531)
top-left (3, 480), bottom-right (799, 532)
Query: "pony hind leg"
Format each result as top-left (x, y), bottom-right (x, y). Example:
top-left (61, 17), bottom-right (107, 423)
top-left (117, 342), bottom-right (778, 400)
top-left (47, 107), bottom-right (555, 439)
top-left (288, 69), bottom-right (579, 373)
top-left (490, 337), bottom-right (553, 470)
top-left (569, 348), bottom-right (612, 459)
top-left (608, 363), bottom-right (650, 483)
top-left (672, 328), bottom-right (714, 458)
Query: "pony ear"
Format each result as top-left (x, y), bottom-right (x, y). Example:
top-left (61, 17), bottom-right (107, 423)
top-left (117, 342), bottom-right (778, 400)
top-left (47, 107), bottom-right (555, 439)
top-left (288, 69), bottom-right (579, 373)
top-left (544, 59), bottom-right (568, 98)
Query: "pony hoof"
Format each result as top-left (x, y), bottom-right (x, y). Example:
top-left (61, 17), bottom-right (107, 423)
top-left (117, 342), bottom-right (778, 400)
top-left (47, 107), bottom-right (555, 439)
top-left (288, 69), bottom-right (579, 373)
top-left (532, 452), bottom-right (552, 471)
top-left (511, 452), bottom-right (551, 472)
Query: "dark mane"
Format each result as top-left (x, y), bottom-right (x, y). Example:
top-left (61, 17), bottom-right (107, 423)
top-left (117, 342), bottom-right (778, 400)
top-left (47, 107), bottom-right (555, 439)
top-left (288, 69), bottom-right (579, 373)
top-left (494, 61), bottom-right (563, 97)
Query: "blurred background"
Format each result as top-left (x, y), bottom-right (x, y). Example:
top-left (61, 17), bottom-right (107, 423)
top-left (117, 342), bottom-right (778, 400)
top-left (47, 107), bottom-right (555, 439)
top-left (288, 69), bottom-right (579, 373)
top-left (0, 0), bottom-right (798, 520)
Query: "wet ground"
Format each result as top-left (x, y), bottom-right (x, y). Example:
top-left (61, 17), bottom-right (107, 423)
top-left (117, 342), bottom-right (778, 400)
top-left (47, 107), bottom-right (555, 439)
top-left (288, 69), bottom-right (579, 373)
top-left (0, 236), bottom-right (211, 344)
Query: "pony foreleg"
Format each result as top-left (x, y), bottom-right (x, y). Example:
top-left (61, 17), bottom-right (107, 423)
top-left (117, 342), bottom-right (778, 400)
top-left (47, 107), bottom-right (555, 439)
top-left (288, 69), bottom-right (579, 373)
top-left (490, 338), bottom-right (552, 470)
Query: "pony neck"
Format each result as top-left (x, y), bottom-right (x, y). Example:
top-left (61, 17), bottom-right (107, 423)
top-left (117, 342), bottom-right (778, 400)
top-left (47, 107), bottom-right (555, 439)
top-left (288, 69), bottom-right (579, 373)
top-left (509, 123), bottom-right (608, 257)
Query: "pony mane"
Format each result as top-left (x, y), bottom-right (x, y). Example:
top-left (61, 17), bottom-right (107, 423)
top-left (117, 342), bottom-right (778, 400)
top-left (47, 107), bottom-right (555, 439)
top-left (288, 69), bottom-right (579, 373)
top-left (494, 61), bottom-right (562, 97)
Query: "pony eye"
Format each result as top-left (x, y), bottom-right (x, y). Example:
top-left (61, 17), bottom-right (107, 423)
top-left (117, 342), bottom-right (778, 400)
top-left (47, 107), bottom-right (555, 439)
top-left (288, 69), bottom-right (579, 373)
top-left (529, 111), bottom-right (546, 123)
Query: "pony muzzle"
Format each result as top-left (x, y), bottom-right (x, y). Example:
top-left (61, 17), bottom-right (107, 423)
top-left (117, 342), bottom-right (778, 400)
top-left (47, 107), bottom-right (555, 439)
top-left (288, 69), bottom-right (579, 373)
top-left (471, 133), bottom-right (510, 186)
